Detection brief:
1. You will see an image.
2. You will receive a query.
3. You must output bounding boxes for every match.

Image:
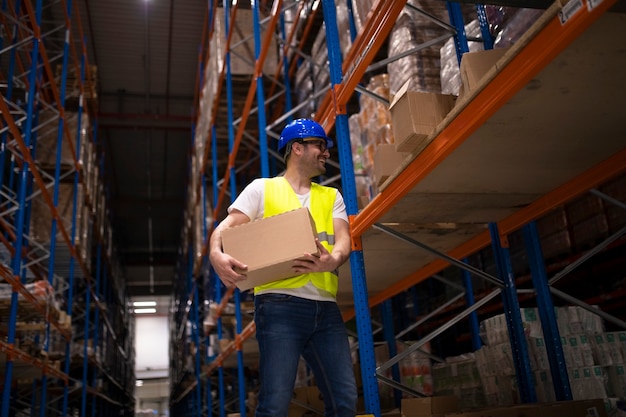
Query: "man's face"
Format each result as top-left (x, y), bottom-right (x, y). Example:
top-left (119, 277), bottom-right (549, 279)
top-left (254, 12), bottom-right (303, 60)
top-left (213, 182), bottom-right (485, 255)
top-left (300, 138), bottom-right (330, 176)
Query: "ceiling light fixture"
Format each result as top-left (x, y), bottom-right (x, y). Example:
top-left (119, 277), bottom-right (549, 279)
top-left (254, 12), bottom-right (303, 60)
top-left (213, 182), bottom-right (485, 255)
top-left (133, 301), bottom-right (157, 307)
top-left (134, 308), bottom-right (157, 314)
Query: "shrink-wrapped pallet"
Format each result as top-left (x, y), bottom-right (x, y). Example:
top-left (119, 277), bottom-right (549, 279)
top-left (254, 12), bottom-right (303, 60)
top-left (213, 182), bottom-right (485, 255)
top-left (484, 5), bottom-right (542, 48)
top-left (213, 8), bottom-right (278, 76)
top-left (29, 183), bottom-right (84, 246)
top-left (359, 74), bottom-right (393, 169)
top-left (440, 19), bottom-right (484, 96)
top-left (387, 2), bottom-right (451, 96)
top-left (350, 0), bottom-right (376, 35)
top-left (35, 110), bottom-right (90, 169)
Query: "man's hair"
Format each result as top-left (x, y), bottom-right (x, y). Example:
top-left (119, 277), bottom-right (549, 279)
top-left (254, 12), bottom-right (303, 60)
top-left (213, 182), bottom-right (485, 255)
top-left (283, 140), bottom-right (297, 163)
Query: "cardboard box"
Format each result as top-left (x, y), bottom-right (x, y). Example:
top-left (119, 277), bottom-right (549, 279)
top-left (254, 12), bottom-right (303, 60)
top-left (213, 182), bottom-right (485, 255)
top-left (401, 396), bottom-right (458, 416)
top-left (389, 81), bottom-right (456, 153)
top-left (445, 405), bottom-right (541, 417)
top-left (221, 207), bottom-right (319, 291)
top-left (538, 399), bottom-right (607, 417)
top-left (373, 144), bottom-right (409, 186)
top-left (459, 48), bottom-right (509, 94)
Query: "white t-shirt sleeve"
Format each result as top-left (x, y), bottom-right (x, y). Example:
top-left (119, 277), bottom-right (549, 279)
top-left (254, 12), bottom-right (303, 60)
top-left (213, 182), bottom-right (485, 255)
top-left (333, 190), bottom-right (349, 224)
top-left (228, 178), bottom-right (265, 221)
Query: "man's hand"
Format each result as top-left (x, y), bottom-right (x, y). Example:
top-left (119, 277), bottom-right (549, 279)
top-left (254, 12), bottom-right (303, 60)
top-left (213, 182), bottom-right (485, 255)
top-left (292, 239), bottom-right (341, 274)
top-left (209, 251), bottom-right (248, 288)
top-left (208, 209), bottom-right (251, 288)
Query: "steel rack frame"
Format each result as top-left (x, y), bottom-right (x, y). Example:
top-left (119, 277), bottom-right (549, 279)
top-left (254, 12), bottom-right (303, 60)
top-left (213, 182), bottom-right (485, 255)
top-left (0, 0), bottom-right (135, 415)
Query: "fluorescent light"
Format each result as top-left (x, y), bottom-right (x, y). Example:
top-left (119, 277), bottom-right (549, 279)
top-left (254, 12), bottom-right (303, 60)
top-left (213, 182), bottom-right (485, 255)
top-left (133, 301), bottom-right (157, 307)
top-left (134, 308), bottom-right (156, 314)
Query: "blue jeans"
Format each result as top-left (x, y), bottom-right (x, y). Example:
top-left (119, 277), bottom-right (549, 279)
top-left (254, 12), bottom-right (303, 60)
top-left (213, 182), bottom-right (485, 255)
top-left (254, 294), bottom-right (357, 417)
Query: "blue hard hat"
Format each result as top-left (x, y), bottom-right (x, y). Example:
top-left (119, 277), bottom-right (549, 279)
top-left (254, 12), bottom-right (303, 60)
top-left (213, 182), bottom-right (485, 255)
top-left (277, 119), bottom-right (334, 153)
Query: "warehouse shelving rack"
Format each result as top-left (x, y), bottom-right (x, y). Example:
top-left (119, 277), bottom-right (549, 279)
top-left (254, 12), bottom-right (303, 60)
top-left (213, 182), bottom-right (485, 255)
top-left (179, 0), bottom-right (626, 416)
top-left (0, 1), bottom-right (134, 415)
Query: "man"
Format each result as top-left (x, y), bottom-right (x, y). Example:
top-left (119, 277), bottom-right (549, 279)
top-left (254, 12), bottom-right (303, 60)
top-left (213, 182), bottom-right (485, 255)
top-left (209, 119), bottom-right (357, 417)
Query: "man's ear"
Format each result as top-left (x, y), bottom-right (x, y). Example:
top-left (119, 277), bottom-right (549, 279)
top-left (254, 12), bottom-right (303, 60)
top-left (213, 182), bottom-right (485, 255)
top-left (291, 141), bottom-right (304, 157)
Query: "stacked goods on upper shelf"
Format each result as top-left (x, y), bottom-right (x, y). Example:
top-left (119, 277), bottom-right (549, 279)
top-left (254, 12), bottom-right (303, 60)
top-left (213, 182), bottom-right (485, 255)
top-left (441, 6), bottom-right (544, 99)
top-left (29, 184), bottom-right (87, 252)
top-left (55, 64), bottom-right (98, 104)
top-left (213, 7), bottom-right (278, 76)
top-left (349, 74), bottom-right (397, 207)
top-left (440, 19), bottom-right (485, 96)
top-left (29, 106), bottom-right (106, 270)
top-left (34, 109), bottom-right (90, 170)
top-left (387, 1), bottom-right (458, 97)
top-left (300, 0), bottom-right (353, 118)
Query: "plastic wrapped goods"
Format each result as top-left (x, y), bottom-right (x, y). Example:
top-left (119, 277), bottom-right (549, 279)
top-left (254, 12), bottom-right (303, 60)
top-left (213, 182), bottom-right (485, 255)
top-left (387, 2), bottom-right (452, 96)
top-left (440, 19), bottom-right (484, 96)
top-left (494, 8), bottom-right (544, 48)
top-left (350, 0), bottom-right (376, 35)
top-left (358, 74), bottom-right (393, 169)
top-left (485, 6), bottom-right (545, 48)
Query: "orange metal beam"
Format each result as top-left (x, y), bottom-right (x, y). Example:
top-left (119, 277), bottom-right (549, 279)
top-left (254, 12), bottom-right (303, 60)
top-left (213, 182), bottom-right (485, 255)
top-left (351, 0), bottom-right (618, 239)
top-left (0, 339), bottom-right (69, 383)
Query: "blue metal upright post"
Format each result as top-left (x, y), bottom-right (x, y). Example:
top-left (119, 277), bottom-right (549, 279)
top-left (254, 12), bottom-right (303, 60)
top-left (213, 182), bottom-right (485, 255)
top-left (91, 242), bottom-right (103, 417)
top-left (381, 300), bottom-right (401, 409)
top-left (446, 1), bottom-right (469, 64)
top-left (252, 0), bottom-right (269, 180)
top-left (81, 270), bottom-right (92, 416)
top-left (224, 1), bottom-right (237, 202)
top-left (475, 5), bottom-right (494, 50)
top-left (462, 261), bottom-right (482, 351)
top-left (192, 255), bottom-right (204, 417)
top-left (321, 0), bottom-right (380, 414)
top-left (345, 0), bottom-right (357, 42)
top-left (523, 221), bottom-right (572, 401)
top-left (219, 2), bottom-right (243, 413)
top-left (278, 12), bottom-right (293, 123)
top-left (489, 223), bottom-right (536, 403)
top-left (37, 0), bottom-right (71, 410)
top-left (62, 33), bottom-right (87, 417)
top-left (1, 0), bottom-right (42, 414)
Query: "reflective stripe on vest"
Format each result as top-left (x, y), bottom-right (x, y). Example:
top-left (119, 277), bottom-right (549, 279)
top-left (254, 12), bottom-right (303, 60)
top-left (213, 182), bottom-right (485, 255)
top-left (254, 177), bottom-right (338, 295)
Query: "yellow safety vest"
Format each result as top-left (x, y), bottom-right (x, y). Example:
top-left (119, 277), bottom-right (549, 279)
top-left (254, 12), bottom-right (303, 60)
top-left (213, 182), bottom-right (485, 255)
top-left (254, 177), bottom-right (339, 296)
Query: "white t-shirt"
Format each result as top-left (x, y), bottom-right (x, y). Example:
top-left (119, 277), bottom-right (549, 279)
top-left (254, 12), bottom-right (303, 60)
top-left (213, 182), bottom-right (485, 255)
top-left (228, 177), bottom-right (348, 301)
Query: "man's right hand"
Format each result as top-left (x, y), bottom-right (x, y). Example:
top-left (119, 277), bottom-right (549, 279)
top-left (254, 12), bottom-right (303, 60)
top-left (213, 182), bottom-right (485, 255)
top-left (209, 250), bottom-right (248, 288)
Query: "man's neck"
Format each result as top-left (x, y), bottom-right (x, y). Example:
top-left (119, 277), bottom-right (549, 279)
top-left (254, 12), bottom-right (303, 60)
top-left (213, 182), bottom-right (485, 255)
top-left (283, 169), bottom-right (311, 195)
